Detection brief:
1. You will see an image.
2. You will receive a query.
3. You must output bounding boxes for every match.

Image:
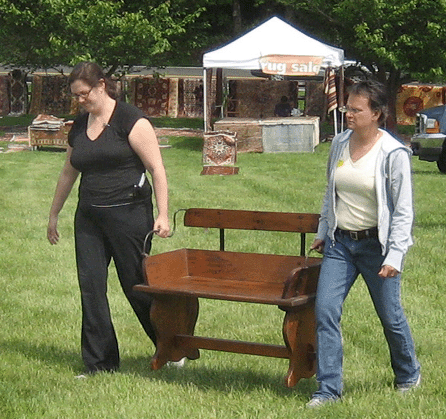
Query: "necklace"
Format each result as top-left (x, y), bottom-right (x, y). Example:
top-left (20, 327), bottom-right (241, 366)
top-left (88, 113), bottom-right (111, 129)
top-left (87, 98), bottom-right (116, 129)
top-left (350, 130), bottom-right (381, 162)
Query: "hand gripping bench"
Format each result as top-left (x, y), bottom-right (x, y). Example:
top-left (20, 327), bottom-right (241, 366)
top-left (133, 208), bottom-right (321, 387)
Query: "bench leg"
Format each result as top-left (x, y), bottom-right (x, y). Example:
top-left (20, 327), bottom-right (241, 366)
top-left (282, 305), bottom-right (316, 387)
top-left (150, 294), bottom-right (200, 369)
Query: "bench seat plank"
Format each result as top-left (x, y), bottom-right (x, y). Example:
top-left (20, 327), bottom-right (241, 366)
top-left (139, 248), bottom-right (319, 306)
top-left (134, 280), bottom-right (315, 306)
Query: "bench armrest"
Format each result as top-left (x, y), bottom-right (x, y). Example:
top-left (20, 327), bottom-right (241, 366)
top-left (281, 261), bottom-right (321, 300)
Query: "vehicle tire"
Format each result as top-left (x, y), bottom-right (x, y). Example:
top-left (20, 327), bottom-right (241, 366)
top-left (437, 147), bottom-right (446, 173)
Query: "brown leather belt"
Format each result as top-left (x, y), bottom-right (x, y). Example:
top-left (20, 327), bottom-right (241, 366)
top-left (336, 227), bottom-right (378, 241)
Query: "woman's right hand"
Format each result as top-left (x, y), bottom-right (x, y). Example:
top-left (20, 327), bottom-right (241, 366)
top-left (310, 239), bottom-right (325, 254)
top-left (47, 216), bottom-right (60, 245)
top-left (46, 147), bottom-right (79, 246)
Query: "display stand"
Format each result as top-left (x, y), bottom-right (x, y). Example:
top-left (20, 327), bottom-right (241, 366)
top-left (201, 130), bottom-right (239, 175)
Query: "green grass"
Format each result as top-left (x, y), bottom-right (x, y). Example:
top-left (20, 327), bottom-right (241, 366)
top-left (0, 114), bottom-right (36, 127)
top-left (397, 124), bottom-right (416, 137)
top-left (150, 116), bottom-right (204, 130)
top-left (1, 138), bottom-right (445, 418)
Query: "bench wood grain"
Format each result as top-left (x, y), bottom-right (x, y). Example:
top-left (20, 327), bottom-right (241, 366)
top-left (134, 208), bottom-right (321, 387)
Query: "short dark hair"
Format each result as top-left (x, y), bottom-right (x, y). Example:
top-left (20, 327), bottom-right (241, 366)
top-left (68, 61), bottom-right (118, 99)
top-left (348, 80), bottom-right (388, 125)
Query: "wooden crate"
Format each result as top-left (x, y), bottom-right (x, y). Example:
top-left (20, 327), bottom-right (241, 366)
top-left (28, 121), bottom-right (73, 149)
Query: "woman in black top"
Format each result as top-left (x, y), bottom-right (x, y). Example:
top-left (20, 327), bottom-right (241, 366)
top-left (47, 62), bottom-right (170, 376)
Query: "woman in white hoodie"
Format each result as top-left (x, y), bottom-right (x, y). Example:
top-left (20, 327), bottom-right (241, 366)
top-left (307, 80), bottom-right (420, 408)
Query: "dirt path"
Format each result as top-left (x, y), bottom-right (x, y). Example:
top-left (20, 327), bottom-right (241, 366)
top-left (1, 126), bottom-right (203, 140)
top-left (154, 127), bottom-right (203, 139)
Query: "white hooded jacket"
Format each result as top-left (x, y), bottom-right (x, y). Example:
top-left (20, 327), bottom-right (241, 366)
top-left (316, 129), bottom-right (414, 272)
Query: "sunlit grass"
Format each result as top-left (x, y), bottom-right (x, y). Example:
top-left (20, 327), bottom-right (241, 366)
top-left (0, 138), bottom-right (445, 418)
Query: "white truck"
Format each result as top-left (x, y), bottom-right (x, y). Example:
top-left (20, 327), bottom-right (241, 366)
top-left (411, 105), bottom-right (446, 173)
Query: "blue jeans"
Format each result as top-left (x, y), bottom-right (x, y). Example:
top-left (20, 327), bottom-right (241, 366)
top-left (313, 230), bottom-right (420, 399)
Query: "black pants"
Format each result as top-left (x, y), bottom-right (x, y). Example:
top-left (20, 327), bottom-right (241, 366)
top-left (74, 200), bottom-right (155, 373)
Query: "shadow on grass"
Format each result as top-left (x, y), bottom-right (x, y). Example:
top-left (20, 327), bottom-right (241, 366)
top-left (169, 136), bottom-right (203, 152)
top-left (150, 117), bottom-right (204, 130)
top-left (412, 168), bottom-right (445, 175)
top-left (0, 338), bottom-right (82, 371)
top-left (32, 147), bottom-right (67, 153)
top-left (1, 338), bottom-right (318, 396)
top-left (122, 355), bottom-right (317, 397)
top-left (414, 220), bottom-right (446, 229)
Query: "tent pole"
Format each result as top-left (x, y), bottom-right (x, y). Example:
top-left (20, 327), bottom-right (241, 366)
top-left (203, 68), bottom-right (213, 132)
top-left (334, 110), bottom-right (338, 136)
top-left (216, 68), bottom-right (223, 117)
top-left (203, 68), bottom-right (208, 132)
top-left (339, 65), bottom-right (345, 132)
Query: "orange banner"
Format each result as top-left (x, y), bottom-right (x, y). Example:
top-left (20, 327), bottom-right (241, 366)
top-left (259, 55), bottom-right (324, 76)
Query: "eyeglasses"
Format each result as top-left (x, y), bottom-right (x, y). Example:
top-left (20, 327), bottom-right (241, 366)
top-left (339, 106), bottom-right (362, 114)
top-left (71, 86), bottom-right (94, 101)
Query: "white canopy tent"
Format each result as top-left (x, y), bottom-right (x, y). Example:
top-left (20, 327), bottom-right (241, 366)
top-left (202, 16), bottom-right (344, 130)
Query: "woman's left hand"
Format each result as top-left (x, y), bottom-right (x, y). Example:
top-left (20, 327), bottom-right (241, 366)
top-left (153, 215), bottom-right (170, 238)
top-left (378, 265), bottom-right (399, 278)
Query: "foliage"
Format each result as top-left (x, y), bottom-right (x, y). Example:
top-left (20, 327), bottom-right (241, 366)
top-left (332, 0), bottom-right (446, 82)
top-left (2, 0), bottom-right (446, 84)
top-left (0, 0), bottom-right (300, 70)
top-left (263, 0), bottom-right (446, 78)
top-left (263, 0), bottom-right (446, 125)
top-left (0, 0), bottom-right (204, 72)
top-left (153, 0), bottom-right (288, 65)
top-left (2, 0), bottom-right (446, 126)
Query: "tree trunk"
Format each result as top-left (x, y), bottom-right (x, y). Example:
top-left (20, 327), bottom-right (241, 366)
top-left (284, 6), bottom-right (295, 22)
top-left (385, 68), bottom-right (402, 133)
top-left (377, 66), bottom-right (400, 133)
top-left (233, 0), bottom-right (242, 35)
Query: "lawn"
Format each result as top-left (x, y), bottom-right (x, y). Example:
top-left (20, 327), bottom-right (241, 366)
top-left (0, 133), bottom-right (445, 418)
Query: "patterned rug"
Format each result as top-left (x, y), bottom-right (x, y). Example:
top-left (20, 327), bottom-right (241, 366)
top-left (396, 84), bottom-right (446, 125)
top-left (202, 131), bottom-right (237, 166)
top-left (0, 76), bottom-right (10, 115)
top-left (132, 77), bottom-right (170, 116)
top-left (29, 75), bottom-right (71, 115)
top-left (179, 79), bottom-right (204, 118)
top-left (10, 70), bottom-right (27, 115)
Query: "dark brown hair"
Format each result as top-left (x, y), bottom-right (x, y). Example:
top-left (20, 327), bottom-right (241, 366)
top-left (348, 80), bottom-right (388, 125)
top-left (68, 61), bottom-right (118, 99)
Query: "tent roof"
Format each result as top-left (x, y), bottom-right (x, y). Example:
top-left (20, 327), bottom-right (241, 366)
top-left (203, 16), bottom-right (344, 70)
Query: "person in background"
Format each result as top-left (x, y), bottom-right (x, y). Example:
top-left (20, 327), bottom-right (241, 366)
top-left (307, 80), bottom-right (420, 407)
top-left (274, 95), bottom-right (292, 117)
top-left (47, 61), bottom-right (170, 376)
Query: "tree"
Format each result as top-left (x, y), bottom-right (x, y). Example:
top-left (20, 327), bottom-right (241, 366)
top-left (0, 0), bottom-right (281, 71)
top-left (0, 0), bottom-right (204, 74)
top-left (262, 0), bottom-right (446, 128)
top-left (160, 0), bottom-right (290, 63)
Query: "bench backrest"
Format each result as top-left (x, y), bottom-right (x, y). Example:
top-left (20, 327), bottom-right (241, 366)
top-left (182, 208), bottom-right (319, 256)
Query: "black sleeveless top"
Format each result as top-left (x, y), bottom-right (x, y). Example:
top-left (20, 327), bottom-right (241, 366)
top-left (69, 101), bottom-right (152, 206)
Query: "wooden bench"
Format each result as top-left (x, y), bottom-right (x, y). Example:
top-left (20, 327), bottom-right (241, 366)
top-left (134, 208), bottom-right (321, 387)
